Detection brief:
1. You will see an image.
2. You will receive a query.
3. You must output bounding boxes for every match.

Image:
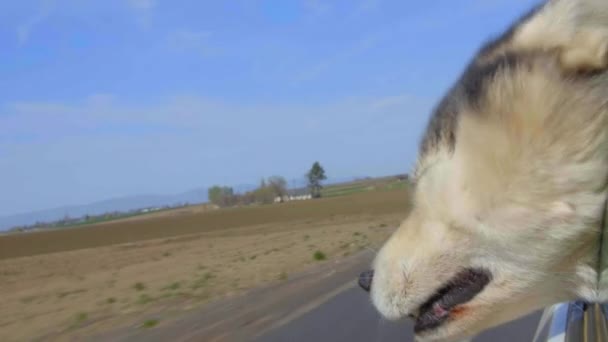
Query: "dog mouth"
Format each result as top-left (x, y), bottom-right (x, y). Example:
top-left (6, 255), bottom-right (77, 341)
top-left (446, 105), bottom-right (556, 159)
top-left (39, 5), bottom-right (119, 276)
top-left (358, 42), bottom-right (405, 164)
top-left (413, 268), bottom-right (492, 334)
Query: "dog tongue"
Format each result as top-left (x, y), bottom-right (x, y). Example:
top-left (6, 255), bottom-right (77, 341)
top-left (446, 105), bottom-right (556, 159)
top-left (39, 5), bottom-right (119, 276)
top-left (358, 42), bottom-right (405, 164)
top-left (415, 304), bottom-right (449, 333)
top-left (433, 303), bottom-right (449, 318)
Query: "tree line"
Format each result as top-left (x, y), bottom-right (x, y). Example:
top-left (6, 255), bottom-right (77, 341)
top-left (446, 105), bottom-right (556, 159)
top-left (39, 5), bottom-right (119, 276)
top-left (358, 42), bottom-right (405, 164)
top-left (208, 161), bottom-right (327, 208)
top-left (207, 175), bottom-right (288, 207)
top-left (7, 163), bottom-right (328, 232)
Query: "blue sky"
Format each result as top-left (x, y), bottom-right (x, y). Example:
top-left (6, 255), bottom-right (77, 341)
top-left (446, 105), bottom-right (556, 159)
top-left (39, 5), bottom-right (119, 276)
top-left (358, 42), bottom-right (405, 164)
top-left (0, 0), bottom-right (539, 216)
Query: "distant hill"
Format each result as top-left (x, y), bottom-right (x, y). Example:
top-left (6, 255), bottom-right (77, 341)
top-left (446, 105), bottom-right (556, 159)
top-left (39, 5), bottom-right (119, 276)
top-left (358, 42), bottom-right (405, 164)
top-left (0, 177), bottom-right (361, 231)
top-left (0, 188), bottom-right (214, 231)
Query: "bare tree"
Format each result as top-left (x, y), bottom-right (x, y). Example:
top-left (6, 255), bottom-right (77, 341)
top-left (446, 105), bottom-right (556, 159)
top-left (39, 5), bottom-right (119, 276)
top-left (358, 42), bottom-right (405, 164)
top-left (267, 176), bottom-right (288, 199)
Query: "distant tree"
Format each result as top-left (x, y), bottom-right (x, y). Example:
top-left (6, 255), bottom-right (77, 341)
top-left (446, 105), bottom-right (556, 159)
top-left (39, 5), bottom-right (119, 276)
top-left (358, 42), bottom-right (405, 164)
top-left (208, 186), bottom-right (235, 207)
top-left (306, 162), bottom-right (327, 198)
top-left (267, 176), bottom-right (288, 199)
top-left (253, 178), bottom-right (275, 204)
top-left (239, 191), bottom-right (256, 206)
top-left (208, 186), bottom-right (222, 205)
top-left (396, 174), bottom-right (409, 181)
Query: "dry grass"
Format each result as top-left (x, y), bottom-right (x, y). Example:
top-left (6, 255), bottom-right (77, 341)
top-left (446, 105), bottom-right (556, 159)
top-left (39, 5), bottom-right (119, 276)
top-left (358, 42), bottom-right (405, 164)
top-left (0, 189), bottom-right (410, 341)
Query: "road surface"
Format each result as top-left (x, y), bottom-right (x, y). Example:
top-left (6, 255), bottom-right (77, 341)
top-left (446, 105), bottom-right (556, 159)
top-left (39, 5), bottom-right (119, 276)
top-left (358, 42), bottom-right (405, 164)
top-left (257, 286), bottom-right (544, 342)
top-left (92, 250), bottom-right (548, 342)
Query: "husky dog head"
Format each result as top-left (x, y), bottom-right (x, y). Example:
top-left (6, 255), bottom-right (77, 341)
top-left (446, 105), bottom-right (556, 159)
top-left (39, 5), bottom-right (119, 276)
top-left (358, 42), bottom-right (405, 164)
top-left (365, 0), bottom-right (608, 341)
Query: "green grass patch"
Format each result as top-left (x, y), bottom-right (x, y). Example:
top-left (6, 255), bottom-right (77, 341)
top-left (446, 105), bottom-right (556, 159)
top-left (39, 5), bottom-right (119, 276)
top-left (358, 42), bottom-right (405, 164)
top-left (321, 185), bottom-right (369, 197)
top-left (384, 180), bottom-right (410, 190)
top-left (191, 272), bottom-right (214, 290)
top-left (313, 251), bottom-right (327, 261)
top-left (137, 294), bottom-right (154, 305)
top-left (162, 282), bottom-right (181, 291)
top-left (133, 282), bottom-right (146, 291)
top-left (69, 312), bottom-right (89, 329)
top-left (75, 312), bottom-right (88, 322)
top-left (142, 319), bottom-right (159, 328)
top-left (57, 288), bottom-right (87, 298)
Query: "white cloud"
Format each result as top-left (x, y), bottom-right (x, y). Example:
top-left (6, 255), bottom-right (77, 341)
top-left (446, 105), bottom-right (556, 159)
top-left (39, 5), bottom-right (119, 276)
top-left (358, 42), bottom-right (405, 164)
top-left (353, 0), bottom-right (381, 16)
top-left (128, 0), bottom-right (156, 11)
top-left (86, 93), bottom-right (116, 105)
top-left (1, 91), bottom-right (430, 143)
top-left (0, 92), bottom-right (431, 215)
top-left (303, 0), bottom-right (332, 16)
top-left (128, 0), bottom-right (156, 29)
top-left (16, 0), bottom-right (55, 46)
top-left (292, 32), bottom-right (382, 83)
top-left (167, 30), bottom-right (219, 56)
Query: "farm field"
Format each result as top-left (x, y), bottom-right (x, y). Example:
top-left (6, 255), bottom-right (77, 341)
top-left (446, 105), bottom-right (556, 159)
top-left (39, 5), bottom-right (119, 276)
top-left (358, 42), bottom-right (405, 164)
top-left (0, 186), bottom-right (411, 341)
top-left (320, 175), bottom-right (409, 198)
top-left (0, 178), bottom-right (409, 260)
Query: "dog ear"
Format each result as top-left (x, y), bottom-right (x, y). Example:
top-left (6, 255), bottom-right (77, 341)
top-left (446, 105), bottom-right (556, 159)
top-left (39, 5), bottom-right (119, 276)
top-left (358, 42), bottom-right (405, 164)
top-left (511, 0), bottom-right (608, 73)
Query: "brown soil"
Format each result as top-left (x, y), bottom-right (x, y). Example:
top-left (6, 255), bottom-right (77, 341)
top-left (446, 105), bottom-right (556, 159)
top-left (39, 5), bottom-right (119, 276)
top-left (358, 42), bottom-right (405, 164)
top-left (0, 189), bottom-right (410, 341)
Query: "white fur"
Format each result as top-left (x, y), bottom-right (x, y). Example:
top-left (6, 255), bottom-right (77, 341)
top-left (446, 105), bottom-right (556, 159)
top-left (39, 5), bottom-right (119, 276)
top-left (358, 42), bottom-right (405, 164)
top-left (370, 1), bottom-right (608, 341)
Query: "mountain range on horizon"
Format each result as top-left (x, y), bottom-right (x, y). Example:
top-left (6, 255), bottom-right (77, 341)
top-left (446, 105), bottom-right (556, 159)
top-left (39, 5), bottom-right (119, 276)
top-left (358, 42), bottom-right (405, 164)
top-left (0, 183), bottom-right (256, 231)
top-left (0, 176), bottom-right (361, 231)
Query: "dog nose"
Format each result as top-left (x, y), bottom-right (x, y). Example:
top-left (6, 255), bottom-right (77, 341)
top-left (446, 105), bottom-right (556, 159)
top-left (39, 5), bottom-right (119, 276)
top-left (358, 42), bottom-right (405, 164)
top-left (358, 270), bottom-right (374, 292)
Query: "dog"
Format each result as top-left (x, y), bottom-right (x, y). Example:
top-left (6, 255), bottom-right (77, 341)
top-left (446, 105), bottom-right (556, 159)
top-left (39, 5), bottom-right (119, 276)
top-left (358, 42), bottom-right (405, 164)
top-left (360, 0), bottom-right (608, 341)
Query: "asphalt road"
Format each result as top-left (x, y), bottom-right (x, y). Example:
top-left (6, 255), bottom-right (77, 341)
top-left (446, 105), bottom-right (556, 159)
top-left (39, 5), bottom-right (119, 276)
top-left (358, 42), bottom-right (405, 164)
top-left (91, 250), bottom-right (549, 342)
top-left (257, 286), bottom-right (545, 342)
